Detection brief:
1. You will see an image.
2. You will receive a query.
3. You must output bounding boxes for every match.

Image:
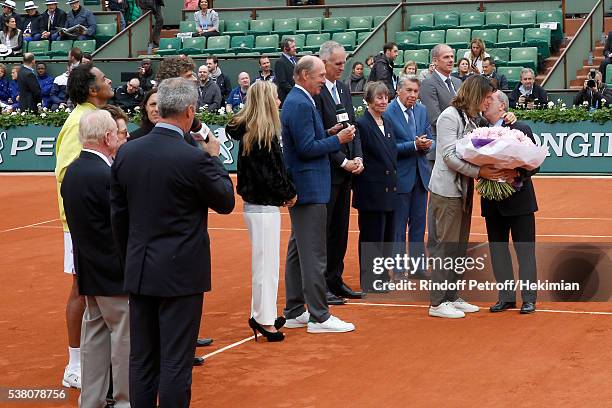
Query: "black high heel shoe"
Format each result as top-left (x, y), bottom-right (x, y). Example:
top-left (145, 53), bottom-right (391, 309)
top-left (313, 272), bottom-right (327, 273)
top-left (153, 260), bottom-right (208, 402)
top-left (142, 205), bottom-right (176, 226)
top-left (274, 316), bottom-right (286, 330)
top-left (248, 318), bottom-right (285, 342)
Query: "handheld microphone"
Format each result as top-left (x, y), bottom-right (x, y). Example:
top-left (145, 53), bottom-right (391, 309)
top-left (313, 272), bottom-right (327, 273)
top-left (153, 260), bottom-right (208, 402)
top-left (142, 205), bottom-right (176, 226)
top-left (335, 103), bottom-right (350, 129)
top-left (190, 118), bottom-right (210, 143)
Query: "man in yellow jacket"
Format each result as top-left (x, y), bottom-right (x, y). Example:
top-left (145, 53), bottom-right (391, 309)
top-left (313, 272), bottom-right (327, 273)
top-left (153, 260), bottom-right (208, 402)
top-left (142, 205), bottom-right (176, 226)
top-left (54, 62), bottom-right (114, 389)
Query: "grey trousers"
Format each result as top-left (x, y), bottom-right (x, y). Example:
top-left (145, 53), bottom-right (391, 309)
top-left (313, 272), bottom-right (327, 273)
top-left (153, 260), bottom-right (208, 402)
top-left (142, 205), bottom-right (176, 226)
top-left (283, 204), bottom-right (330, 323)
top-left (80, 295), bottom-right (130, 408)
top-left (428, 193), bottom-right (472, 306)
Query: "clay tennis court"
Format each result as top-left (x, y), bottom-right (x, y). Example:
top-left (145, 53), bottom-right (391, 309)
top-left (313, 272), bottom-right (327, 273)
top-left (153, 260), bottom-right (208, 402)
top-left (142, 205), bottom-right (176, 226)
top-left (1, 174), bottom-right (611, 407)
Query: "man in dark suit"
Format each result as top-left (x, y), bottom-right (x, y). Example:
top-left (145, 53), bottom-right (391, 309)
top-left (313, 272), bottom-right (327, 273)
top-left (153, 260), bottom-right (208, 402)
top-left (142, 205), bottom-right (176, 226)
top-left (17, 53), bottom-right (41, 112)
top-left (482, 57), bottom-right (508, 90)
top-left (482, 90), bottom-right (538, 314)
top-left (598, 30), bottom-right (612, 83)
top-left (111, 77), bottom-right (235, 407)
top-left (136, 0), bottom-right (164, 47)
top-left (274, 37), bottom-right (297, 105)
top-left (314, 41), bottom-right (364, 304)
top-left (508, 68), bottom-right (548, 109)
top-left (38, 0), bottom-right (67, 41)
top-left (384, 75), bottom-right (433, 278)
top-left (61, 109), bottom-right (130, 408)
top-left (281, 55), bottom-right (356, 334)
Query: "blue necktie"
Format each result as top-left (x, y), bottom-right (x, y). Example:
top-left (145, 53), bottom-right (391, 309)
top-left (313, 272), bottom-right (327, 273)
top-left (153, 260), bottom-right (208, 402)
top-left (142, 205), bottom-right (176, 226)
top-left (331, 83), bottom-right (341, 104)
top-left (406, 108), bottom-right (416, 137)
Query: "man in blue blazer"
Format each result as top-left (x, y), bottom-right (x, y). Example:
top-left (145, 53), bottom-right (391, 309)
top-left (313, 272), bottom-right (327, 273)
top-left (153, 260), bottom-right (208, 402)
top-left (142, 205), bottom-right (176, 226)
top-left (384, 75), bottom-right (434, 277)
top-left (281, 55), bottom-right (356, 334)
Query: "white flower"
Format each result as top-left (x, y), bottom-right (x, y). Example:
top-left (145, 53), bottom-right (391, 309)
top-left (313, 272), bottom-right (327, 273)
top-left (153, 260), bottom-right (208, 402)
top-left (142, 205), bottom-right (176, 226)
top-left (218, 107), bottom-right (225, 114)
top-left (601, 98), bottom-right (607, 104)
top-left (41, 113), bottom-right (46, 118)
top-left (560, 107), bottom-right (566, 111)
top-left (547, 101), bottom-right (555, 108)
top-left (10, 111), bottom-right (17, 115)
top-left (21, 112), bottom-right (26, 116)
top-left (134, 106), bottom-right (140, 111)
top-left (199, 106), bottom-right (204, 111)
top-left (561, 103), bottom-right (566, 108)
top-left (42, 107), bottom-right (48, 112)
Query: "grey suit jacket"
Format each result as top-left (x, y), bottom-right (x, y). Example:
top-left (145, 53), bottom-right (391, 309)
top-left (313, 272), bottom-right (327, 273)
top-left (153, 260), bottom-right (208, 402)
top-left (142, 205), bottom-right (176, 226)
top-left (428, 106), bottom-right (480, 205)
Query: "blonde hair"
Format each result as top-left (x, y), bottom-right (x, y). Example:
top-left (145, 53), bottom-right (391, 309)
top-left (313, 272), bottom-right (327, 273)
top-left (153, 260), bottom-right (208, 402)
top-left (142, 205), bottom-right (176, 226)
top-left (229, 81), bottom-right (281, 155)
top-left (451, 75), bottom-right (493, 118)
top-left (401, 60), bottom-right (418, 75)
top-left (469, 38), bottom-right (486, 60)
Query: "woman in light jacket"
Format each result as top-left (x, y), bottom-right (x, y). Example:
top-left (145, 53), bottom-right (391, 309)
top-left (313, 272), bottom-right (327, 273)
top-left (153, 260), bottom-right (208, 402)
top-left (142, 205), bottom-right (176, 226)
top-left (193, 0), bottom-right (219, 37)
top-left (0, 17), bottom-right (23, 55)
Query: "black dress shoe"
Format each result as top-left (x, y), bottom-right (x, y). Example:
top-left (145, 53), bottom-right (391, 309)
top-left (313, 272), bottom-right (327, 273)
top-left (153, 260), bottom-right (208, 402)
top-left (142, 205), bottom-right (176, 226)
top-left (193, 356), bottom-right (205, 366)
top-left (520, 302), bottom-right (536, 314)
top-left (333, 283), bottom-right (364, 299)
top-left (326, 291), bottom-right (346, 305)
top-left (490, 301), bottom-right (516, 313)
top-left (196, 338), bottom-right (213, 347)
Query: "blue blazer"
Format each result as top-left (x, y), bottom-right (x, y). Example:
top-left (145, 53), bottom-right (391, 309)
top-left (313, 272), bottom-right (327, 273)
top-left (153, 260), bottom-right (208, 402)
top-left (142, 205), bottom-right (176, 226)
top-left (384, 99), bottom-right (433, 194)
top-left (352, 110), bottom-right (397, 212)
top-left (281, 86), bottom-right (341, 205)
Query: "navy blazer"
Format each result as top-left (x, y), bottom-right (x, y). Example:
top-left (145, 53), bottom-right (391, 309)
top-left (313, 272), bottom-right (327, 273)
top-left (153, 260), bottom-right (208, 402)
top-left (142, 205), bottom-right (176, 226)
top-left (352, 110), bottom-right (397, 212)
top-left (111, 125), bottom-right (235, 297)
top-left (384, 99), bottom-right (433, 194)
top-left (281, 86), bottom-right (341, 205)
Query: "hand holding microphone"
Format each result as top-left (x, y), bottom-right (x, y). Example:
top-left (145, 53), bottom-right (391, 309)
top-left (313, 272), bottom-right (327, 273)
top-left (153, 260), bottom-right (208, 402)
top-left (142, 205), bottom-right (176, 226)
top-left (190, 119), bottom-right (220, 157)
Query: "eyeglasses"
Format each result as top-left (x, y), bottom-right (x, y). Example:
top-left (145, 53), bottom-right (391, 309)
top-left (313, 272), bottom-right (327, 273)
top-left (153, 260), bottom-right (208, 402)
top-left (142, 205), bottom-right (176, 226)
top-left (117, 129), bottom-right (128, 136)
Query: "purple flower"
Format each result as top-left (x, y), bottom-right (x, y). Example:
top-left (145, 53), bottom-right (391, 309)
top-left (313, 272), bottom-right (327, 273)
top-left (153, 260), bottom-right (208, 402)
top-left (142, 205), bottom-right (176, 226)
top-left (471, 138), bottom-right (495, 148)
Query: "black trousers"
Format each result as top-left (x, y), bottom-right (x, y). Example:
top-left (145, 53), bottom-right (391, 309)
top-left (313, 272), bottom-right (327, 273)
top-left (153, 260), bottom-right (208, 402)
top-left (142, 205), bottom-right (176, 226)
top-left (358, 210), bottom-right (395, 292)
top-left (129, 293), bottom-right (203, 408)
top-left (325, 179), bottom-right (351, 291)
top-left (485, 213), bottom-right (537, 302)
top-left (138, 0), bottom-right (164, 46)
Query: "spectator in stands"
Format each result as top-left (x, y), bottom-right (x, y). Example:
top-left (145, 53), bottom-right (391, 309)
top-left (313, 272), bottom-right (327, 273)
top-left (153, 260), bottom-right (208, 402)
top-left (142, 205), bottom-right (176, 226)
top-left (368, 42), bottom-right (399, 99)
top-left (113, 77), bottom-right (143, 111)
top-left (0, 63), bottom-right (9, 108)
top-left (184, 0), bottom-right (198, 9)
top-left (0, 0), bottom-right (21, 32)
top-left (39, 0), bottom-right (67, 42)
top-left (7, 64), bottom-right (18, 110)
top-left (193, 0), bottom-right (219, 38)
top-left (509, 68), bottom-right (548, 109)
top-left (464, 38), bottom-right (489, 75)
top-left (107, 0), bottom-right (127, 30)
top-left (17, 52), bottom-right (41, 112)
top-left (129, 88), bottom-right (158, 139)
top-left (419, 62), bottom-right (435, 82)
top-left (598, 31), bottom-right (611, 83)
top-left (452, 57), bottom-right (473, 83)
top-left (137, 58), bottom-right (155, 91)
top-left (401, 60), bottom-right (417, 76)
top-left (62, 0), bottom-right (96, 41)
top-left (136, 0), bottom-right (163, 48)
top-left (81, 52), bottom-right (92, 63)
top-left (345, 61), bottom-right (366, 92)
top-left (365, 55), bottom-right (374, 69)
top-left (274, 37), bottom-right (297, 105)
top-left (157, 55), bottom-right (196, 83)
top-left (226, 71), bottom-right (249, 113)
top-left (197, 63), bottom-right (221, 111)
top-left (49, 66), bottom-right (69, 110)
top-left (206, 55), bottom-right (231, 100)
top-left (69, 46), bottom-right (82, 70)
top-left (125, 0), bottom-right (140, 25)
top-left (254, 56), bottom-right (275, 82)
top-left (0, 16), bottom-right (23, 55)
top-left (21, 1), bottom-right (42, 42)
top-left (481, 57), bottom-right (507, 90)
top-left (36, 62), bottom-right (54, 108)
top-left (101, 103), bottom-right (130, 146)
top-left (573, 70), bottom-right (609, 109)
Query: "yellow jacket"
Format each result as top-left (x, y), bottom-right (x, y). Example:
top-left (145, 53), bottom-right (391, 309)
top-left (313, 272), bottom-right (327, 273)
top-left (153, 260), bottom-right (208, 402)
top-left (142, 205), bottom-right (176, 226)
top-left (54, 102), bottom-right (97, 232)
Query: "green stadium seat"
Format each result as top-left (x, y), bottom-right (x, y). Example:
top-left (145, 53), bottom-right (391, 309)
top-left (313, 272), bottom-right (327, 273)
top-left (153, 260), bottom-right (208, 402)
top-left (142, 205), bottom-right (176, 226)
top-left (249, 19), bottom-right (273, 35)
top-left (395, 31), bottom-right (419, 50)
top-left (95, 23), bottom-right (117, 44)
top-left (606, 65), bottom-right (612, 86)
top-left (273, 18), bottom-right (297, 35)
top-left (27, 40), bottom-right (49, 55)
top-left (508, 47), bottom-right (538, 71)
top-left (253, 34), bottom-right (279, 53)
top-left (180, 37), bottom-right (206, 55)
top-left (404, 49), bottom-right (429, 68)
top-left (409, 14), bottom-right (434, 31)
top-left (323, 17), bottom-right (347, 33)
top-left (179, 20), bottom-right (197, 33)
top-left (348, 16), bottom-right (372, 33)
top-left (418, 30), bottom-right (445, 49)
top-left (455, 48), bottom-right (469, 62)
top-left (460, 12), bottom-right (484, 29)
top-left (47, 40), bottom-right (72, 57)
top-left (230, 34), bottom-right (255, 53)
top-left (206, 35), bottom-right (231, 53)
top-left (374, 16), bottom-right (386, 27)
top-left (217, 19), bottom-right (225, 33)
top-left (446, 28), bottom-right (471, 49)
top-left (357, 31), bottom-right (370, 44)
top-left (224, 19), bottom-right (249, 36)
top-left (472, 29), bottom-right (497, 47)
top-left (297, 17), bottom-right (321, 35)
top-left (487, 47), bottom-right (510, 66)
top-left (303, 32), bottom-right (330, 53)
top-left (156, 37), bottom-right (181, 55)
top-left (281, 33), bottom-right (305, 51)
top-left (485, 11), bottom-right (510, 29)
top-left (332, 31), bottom-right (356, 51)
top-left (496, 28), bottom-right (524, 48)
top-left (394, 50), bottom-right (404, 67)
top-left (434, 12), bottom-right (459, 29)
top-left (524, 27), bottom-right (552, 59)
top-left (536, 10), bottom-right (563, 50)
top-left (73, 39), bottom-right (96, 54)
top-left (510, 10), bottom-right (536, 29)
top-left (497, 66), bottom-right (522, 88)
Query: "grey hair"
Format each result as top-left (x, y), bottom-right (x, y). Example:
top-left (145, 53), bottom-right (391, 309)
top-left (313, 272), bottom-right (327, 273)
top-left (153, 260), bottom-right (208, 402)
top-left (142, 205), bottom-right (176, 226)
top-left (78, 109), bottom-right (116, 145)
top-left (318, 40), bottom-right (345, 61)
top-left (495, 90), bottom-right (509, 112)
top-left (157, 77), bottom-right (198, 118)
top-left (397, 74), bottom-right (420, 90)
top-left (520, 67), bottom-right (535, 78)
top-left (293, 55), bottom-right (320, 80)
top-left (431, 43), bottom-right (452, 60)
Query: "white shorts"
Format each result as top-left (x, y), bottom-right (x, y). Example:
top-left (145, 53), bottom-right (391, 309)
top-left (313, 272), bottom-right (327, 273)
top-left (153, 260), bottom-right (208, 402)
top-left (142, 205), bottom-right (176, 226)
top-left (63, 232), bottom-right (75, 274)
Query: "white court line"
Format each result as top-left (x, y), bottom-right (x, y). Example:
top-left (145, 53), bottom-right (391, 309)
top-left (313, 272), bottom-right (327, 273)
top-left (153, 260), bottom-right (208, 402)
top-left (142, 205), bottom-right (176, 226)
top-left (346, 302), bottom-right (612, 315)
top-left (0, 218), bottom-right (59, 233)
top-left (198, 336), bottom-right (255, 360)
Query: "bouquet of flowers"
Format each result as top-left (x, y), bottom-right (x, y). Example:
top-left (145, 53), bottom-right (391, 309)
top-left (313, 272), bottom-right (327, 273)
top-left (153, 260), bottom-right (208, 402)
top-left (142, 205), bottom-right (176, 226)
top-left (456, 126), bottom-right (548, 201)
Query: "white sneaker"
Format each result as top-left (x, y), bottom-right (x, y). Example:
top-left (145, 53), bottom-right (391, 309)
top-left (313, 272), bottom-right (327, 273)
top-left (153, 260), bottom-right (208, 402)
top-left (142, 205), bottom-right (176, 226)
top-left (429, 301), bottom-right (465, 318)
top-left (307, 315), bottom-right (355, 333)
top-left (452, 298), bottom-right (480, 313)
top-left (284, 311), bottom-right (310, 328)
top-left (62, 366), bottom-right (81, 389)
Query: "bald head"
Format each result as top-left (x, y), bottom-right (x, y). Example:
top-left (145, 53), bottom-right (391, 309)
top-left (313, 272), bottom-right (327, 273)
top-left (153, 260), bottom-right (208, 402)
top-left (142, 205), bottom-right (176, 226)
top-left (431, 44), bottom-right (454, 76)
top-left (294, 56), bottom-right (326, 96)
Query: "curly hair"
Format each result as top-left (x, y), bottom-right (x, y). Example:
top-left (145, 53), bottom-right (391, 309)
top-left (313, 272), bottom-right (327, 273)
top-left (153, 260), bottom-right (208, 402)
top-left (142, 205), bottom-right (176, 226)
top-left (156, 55), bottom-right (195, 82)
top-left (67, 63), bottom-right (96, 105)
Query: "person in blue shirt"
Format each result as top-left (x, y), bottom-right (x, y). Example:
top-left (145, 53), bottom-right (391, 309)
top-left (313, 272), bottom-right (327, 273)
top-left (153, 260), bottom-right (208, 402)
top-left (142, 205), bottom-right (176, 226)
top-left (36, 62), bottom-right (54, 108)
top-left (225, 71), bottom-right (250, 113)
top-left (0, 63), bottom-right (11, 108)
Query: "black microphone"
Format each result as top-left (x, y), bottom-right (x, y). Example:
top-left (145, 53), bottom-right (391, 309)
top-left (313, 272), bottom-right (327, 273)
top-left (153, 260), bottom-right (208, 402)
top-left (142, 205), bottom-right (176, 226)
top-left (335, 103), bottom-right (350, 129)
top-left (190, 118), bottom-right (209, 143)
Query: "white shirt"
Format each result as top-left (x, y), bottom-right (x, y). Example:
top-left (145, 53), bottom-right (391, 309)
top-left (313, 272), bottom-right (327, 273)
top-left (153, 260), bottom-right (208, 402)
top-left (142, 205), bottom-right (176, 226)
top-left (82, 148), bottom-right (112, 167)
top-left (434, 69), bottom-right (456, 94)
top-left (325, 78), bottom-right (340, 103)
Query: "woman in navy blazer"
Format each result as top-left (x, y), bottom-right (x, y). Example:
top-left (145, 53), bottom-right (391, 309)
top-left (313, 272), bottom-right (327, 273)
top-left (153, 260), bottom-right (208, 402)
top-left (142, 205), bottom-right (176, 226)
top-left (353, 81), bottom-right (397, 292)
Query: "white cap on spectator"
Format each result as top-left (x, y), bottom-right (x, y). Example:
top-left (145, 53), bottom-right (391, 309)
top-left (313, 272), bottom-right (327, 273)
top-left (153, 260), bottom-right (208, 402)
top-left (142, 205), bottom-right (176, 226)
top-left (1, 0), bottom-right (16, 10)
top-left (24, 1), bottom-right (38, 10)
